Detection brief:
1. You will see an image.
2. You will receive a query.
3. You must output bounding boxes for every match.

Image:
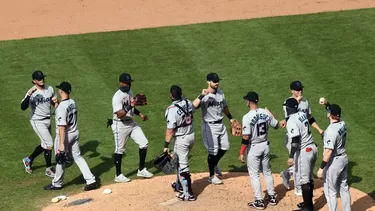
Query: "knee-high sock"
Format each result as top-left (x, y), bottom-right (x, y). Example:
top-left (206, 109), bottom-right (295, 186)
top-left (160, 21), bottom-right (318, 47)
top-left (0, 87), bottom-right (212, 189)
top-left (44, 149), bottom-right (52, 167)
top-left (214, 149), bottom-right (226, 166)
top-left (208, 154), bottom-right (215, 177)
top-left (114, 153), bottom-right (123, 176)
top-left (29, 145), bottom-right (44, 162)
top-left (302, 183), bottom-right (314, 210)
top-left (139, 148), bottom-right (147, 170)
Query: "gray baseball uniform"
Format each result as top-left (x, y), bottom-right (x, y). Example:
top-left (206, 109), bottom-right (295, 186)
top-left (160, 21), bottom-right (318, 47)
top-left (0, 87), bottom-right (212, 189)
top-left (200, 88), bottom-right (229, 155)
top-left (111, 89), bottom-right (148, 153)
top-left (242, 108), bottom-right (279, 200)
top-left (21, 85), bottom-right (55, 149)
top-left (287, 112), bottom-right (317, 188)
top-left (52, 98), bottom-right (96, 187)
top-left (323, 120), bottom-right (351, 211)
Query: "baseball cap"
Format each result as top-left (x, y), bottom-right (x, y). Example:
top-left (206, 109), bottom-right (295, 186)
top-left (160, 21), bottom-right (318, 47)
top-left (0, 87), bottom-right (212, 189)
top-left (243, 92), bottom-right (259, 103)
top-left (285, 98), bottom-right (299, 109)
top-left (206, 73), bottom-right (220, 81)
top-left (119, 73), bottom-right (134, 83)
top-left (290, 81), bottom-right (304, 90)
top-left (56, 82), bottom-right (72, 94)
top-left (328, 104), bottom-right (341, 117)
top-left (170, 85), bottom-right (182, 99)
top-left (32, 70), bottom-right (46, 80)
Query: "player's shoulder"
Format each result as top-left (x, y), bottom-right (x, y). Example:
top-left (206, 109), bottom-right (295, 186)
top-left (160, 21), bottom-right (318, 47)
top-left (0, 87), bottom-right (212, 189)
top-left (217, 88), bottom-right (224, 95)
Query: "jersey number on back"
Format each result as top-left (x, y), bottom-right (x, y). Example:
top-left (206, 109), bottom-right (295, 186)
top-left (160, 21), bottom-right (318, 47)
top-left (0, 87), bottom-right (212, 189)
top-left (67, 111), bottom-right (77, 125)
top-left (256, 122), bottom-right (267, 136)
top-left (304, 121), bottom-right (312, 134)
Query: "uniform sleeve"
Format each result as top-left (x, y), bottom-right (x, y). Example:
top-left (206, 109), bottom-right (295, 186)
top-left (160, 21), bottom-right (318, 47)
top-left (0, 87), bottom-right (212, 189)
top-left (323, 127), bottom-right (336, 150)
top-left (188, 101), bottom-right (195, 114)
top-left (222, 92), bottom-right (228, 108)
top-left (242, 115), bottom-right (251, 136)
top-left (307, 100), bottom-right (312, 118)
top-left (112, 94), bottom-right (123, 114)
top-left (266, 110), bottom-right (279, 128)
top-left (49, 86), bottom-right (55, 98)
top-left (283, 100), bottom-right (288, 118)
top-left (287, 120), bottom-right (300, 138)
top-left (56, 107), bottom-right (67, 126)
top-left (165, 108), bottom-right (177, 129)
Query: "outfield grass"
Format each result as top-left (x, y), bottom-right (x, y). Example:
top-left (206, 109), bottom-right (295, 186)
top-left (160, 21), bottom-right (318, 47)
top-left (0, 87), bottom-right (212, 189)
top-left (0, 8), bottom-right (374, 211)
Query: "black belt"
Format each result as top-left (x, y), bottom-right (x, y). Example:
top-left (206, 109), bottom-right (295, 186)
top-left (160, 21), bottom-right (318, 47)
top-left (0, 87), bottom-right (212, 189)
top-left (335, 153), bottom-right (345, 157)
top-left (207, 120), bottom-right (222, 124)
top-left (38, 117), bottom-right (50, 120)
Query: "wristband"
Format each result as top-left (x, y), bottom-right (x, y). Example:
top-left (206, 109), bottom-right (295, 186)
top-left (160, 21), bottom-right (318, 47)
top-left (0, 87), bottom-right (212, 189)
top-left (198, 94), bottom-right (204, 100)
top-left (227, 114), bottom-right (233, 120)
top-left (309, 117), bottom-right (316, 125)
top-left (241, 138), bottom-right (249, 145)
top-left (164, 141), bottom-right (170, 148)
top-left (123, 105), bottom-right (133, 112)
top-left (320, 161), bottom-right (327, 169)
top-left (240, 145), bottom-right (246, 155)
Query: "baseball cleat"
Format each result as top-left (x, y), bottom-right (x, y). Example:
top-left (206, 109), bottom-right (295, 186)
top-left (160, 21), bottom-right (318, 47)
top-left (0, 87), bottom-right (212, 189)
top-left (22, 157), bottom-right (33, 174)
top-left (294, 186), bottom-right (302, 196)
top-left (280, 171), bottom-right (290, 190)
top-left (45, 166), bottom-right (56, 178)
top-left (208, 175), bottom-right (223, 185)
top-left (84, 182), bottom-right (98, 191)
top-left (297, 202), bottom-right (304, 209)
top-left (114, 174), bottom-right (131, 183)
top-left (214, 165), bottom-right (223, 176)
top-left (248, 199), bottom-right (265, 210)
top-left (137, 168), bottom-right (154, 178)
top-left (171, 182), bottom-right (183, 193)
top-left (267, 195), bottom-right (277, 206)
top-left (176, 192), bottom-right (196, 201)
top-left (44, 184), bottom-right (62, 190)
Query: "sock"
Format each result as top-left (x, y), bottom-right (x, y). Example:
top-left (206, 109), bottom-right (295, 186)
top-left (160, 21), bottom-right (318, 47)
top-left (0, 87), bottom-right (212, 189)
top-left (114, 153), bottom-right (123, 176)
top-left (44, 149), bottom-right (52, 167)
top-left (208, 154), bottom-right (215, 177)
top-left (214, 149), bottom-right (227, 166)
top-left (301, 183), bottom-right (314, 210)
top-left (29, 145), bottom-right (44, 162)
top-left (139, 148), bottom-right (147, 170)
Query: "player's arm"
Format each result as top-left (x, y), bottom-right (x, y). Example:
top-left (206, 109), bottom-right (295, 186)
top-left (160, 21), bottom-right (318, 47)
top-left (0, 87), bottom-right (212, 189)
top-left (58, 126), bottom-right (66, 151)
top-left (287, 121), bottom-right (300, 165)
top-left (266, 108), bottom-right (279, 130)
top-left (239, 116), bottom-right (251, 162)
top-left (318, 130), bottom-right (335, 171)
top-left (164, 108), bottom-right (177, 152)
top-left (21, 87), bottom-right (37, 110)
top-left (113, 96), bottom-right (135, 119)
top-left (279, 103), bottom-right (288, 128)
top-left (192, 90), bottom-right (208, 109)
top-left (133, 107), bottom-right (147, 120)
top-left (308, 105), bottom-right (324, 134)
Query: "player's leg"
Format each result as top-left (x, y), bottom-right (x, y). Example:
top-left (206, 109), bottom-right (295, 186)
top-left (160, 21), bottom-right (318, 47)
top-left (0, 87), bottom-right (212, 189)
top-left (112, 121), bottom-right (131, 182)
top-left (214, 124), bottom-right (229, 176)
top-left (69, 135), bottom-right (97, 191)
top-left (261, 142), bottom-right (277, 206)
top-left (299, 145), bottom-right (316, 211)
top-left (202, 123), bottom-right (218, 181)
top-left (247, 143), bottom-right (265, 209)
top-left (338, 157), bottom-right (351, 211)
top-left (294, 149), bottom-right (302, 196)
top-left (130, 123), bottom-right (153, 178)
top-left (280, 133), bottom-right (292, 190)
top-left (45, 136), bottom-right (64, 190)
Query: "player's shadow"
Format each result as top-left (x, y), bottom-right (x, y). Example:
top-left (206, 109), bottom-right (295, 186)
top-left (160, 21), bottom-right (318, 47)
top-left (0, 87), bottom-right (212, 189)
top-left (80, 140), bottom-right (101, 158)
top-left (351, 189), bottom-right (375, 211)
top-left (347, 161), bottom-right (362, 186)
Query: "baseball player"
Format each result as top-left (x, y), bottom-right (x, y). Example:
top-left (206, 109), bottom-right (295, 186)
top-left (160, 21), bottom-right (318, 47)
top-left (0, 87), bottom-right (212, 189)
top-left (239, 92), bottom-right (279, 209)
top-left (285, 98), bottom-right (317, 211)
top-left (279, 80), bottom-right (324, 196)
top-left (44, 82), bottom-right (98, 191)
top-left (110, 73), bottom-right (153, 183)
top-left (192, 72), bottom-right (235, 185)
top-left (317, 100), bottom-right (351, 211)
top-left (164, 85), bottom-right (196, 201)
top-left (21, 70), bottom-right (58, 178)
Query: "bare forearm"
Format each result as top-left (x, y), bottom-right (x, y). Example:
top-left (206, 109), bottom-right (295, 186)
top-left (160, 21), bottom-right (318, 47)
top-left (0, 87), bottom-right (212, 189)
top-left (165, 129), bottom-right (175, 143)
top-left (58, 126), bottom-right (65, 151)
top-left (322, 149), bottom-right (333, 162)
top-left (223, 107), bottom-right (233, 120)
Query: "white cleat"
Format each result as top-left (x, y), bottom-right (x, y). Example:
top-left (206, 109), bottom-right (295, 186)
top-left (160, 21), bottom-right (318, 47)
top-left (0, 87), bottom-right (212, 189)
top-left (114, 174), bottom-right (131, 183)
top-left (294, 186), bottom-right (302, 196)
top-left (208, 175), bottom-right (223, 185)
top-left (214, 165), bottom-right (223, 176)
top-left (137, 168), bottom-right (154, 178)
top-left (45, 166), bottom-right (56, 178)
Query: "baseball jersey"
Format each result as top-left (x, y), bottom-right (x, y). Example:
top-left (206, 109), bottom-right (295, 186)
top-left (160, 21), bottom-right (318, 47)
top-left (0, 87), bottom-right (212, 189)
top-left (323, 120), bottom-right (347, 156)
top-left (112, 89), bottom-right (134, 121)
top-left (21, 85), bottom-right (55, 120)
top-left (200, 88), bottom-right (227, 122)
top-left (286, 111), bottom-right (314, 149)
top-left (242, 108), bottom-right (278, 144)
top-left (55, 98), bottom-right (78, 134)
top-left (165, 99), bottom-right (195, 136)
top-left (283, 97), bottom-right (311, 119)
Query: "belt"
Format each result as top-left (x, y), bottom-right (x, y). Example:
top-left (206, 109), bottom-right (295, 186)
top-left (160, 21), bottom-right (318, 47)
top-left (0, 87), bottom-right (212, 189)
top-left (35, 117), bottom-right (50, 120)
top-left (335, 153), bottom-right (345, 157)
top-left (207, 120), bottom-right (222, 124)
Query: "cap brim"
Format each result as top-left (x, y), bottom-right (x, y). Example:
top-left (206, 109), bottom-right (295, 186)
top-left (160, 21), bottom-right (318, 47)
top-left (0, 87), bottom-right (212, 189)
top-left (55, 85), bottom-right (61, 89)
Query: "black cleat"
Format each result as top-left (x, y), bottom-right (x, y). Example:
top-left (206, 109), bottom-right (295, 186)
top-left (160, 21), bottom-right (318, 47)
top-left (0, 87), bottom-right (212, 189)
top-left (171, 182), bottom-right (183, 193)
top-left (84, 182), bottom-right (98, 191)
top-left (267, 195), bottom-right (277, 206)
top-left (297, 202), bottom-right (304, 209)
top-left (248, 200), bottom-right (265, 210)
top-left (44, 184), bottom-right (62, 190)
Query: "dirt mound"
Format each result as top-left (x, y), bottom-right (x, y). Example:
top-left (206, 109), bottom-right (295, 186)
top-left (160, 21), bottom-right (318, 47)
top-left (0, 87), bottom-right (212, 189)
top-left (42, 172), bottom-right (375, 211)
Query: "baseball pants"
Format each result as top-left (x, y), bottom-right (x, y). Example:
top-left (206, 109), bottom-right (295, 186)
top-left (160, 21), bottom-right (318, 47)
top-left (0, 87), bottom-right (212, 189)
top-left (30, 119), bottom-right (53, 149)
top-left (296, 143), bottom-right (317, 185)
top-left (174, 133), bottom-right (195, 173)
top-left (201, 122), bottom-right (229, 156)
top-left (111, 120), bottom-right (148, 154)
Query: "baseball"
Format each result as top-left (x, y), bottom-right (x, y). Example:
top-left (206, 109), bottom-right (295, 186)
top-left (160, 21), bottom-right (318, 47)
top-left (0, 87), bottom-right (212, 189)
top-left (51, 197), bottom-right (60, 203)
top-left (319, 97), bottom-right (327, 105)
top-left (103, 188), bottom-right (112, 194)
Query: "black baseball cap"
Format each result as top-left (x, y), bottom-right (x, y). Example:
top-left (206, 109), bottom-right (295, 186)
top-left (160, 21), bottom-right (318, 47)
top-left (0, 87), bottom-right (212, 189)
top-left (290, 80), bottom-right (304, 90)
top-left (170, 85), bottom-right (182, 99)
top-left (206, 72), bottom-right (220, 81)
top-left (285, 98), bottom-right (299, 109)
top-left (32, 70), bottom-right (45, 80)
top-left (243, 92), bottom-right (259, 103)
top-left (119, 73), bottom-right (134, 83)
top-left (328, 104), bottom-right (341, 117)
top-left (56, 82), bottom-right (72, 94)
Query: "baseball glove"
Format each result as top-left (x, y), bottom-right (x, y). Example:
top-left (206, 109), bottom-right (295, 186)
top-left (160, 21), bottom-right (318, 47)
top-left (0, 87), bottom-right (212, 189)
top-left (55, 150), bottom-right (67, 165)
top-left (153, 151), bottom-right (178, 174)
top-left (231, 119), bottom-right (242, 136)
top-left (133, 93), bottom-right (147, 106)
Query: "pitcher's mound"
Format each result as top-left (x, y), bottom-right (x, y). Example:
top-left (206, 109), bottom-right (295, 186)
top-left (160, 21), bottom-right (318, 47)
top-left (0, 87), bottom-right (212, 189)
top-left (42, 172), bottom-right (375, 211)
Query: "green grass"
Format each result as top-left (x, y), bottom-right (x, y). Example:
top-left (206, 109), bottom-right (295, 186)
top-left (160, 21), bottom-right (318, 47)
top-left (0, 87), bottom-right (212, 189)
top-left (1, 7), bottom-right (375, 211)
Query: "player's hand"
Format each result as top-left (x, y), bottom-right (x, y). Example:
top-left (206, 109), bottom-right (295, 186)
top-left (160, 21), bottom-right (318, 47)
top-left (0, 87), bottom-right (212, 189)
top-left (239, 154), bottom-right (245, 163)
top-left (130, 98), bottom-right (136, 107)
top-left (202, 89), bottom-right (209, 96)
top-left (296, 95), bottom-right (303, 102)
top-left (287, 158), bottom-right (294, 166)
top-left (52, 97), bottom-right (59, 108)
top-left (27, 86), bottom-right (37, 96)
top-left (319, 97), bottom-right (327, 105)
top-left (280, 119), bottom-right (287, 128)
top-left (140, 113), bottom-right (148, 121)
top-left (164, 148), bottom-right (169, 153)
top-left (317, 168), bottom-right (324, 179)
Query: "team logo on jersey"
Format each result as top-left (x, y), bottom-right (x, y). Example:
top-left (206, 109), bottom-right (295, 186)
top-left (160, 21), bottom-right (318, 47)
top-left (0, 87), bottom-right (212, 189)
top-left (35, 95), bottom-right (52, 106)
top-left (207, 98), bottom-right (223, 108)
top-left (290, 129), bottom-right (294, 134)
top-left (58, 117), bottom-right (62, 122)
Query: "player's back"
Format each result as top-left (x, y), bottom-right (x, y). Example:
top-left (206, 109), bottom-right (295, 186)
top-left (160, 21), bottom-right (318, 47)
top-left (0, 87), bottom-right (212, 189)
top-left (200, 88), bottom-right (226, 122)
top-left (165, 99), bottom-right (195, 136)
top-left (325, 120), bottom-right (347, 156)
top-left (288, 111), bottom-right (313, 148)
top-left (243, 108), bottom-right (278, 144)
top-left (283, 97), bottom-right (311, 119)
top-left (56, 99), bottom-right (78, 134)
